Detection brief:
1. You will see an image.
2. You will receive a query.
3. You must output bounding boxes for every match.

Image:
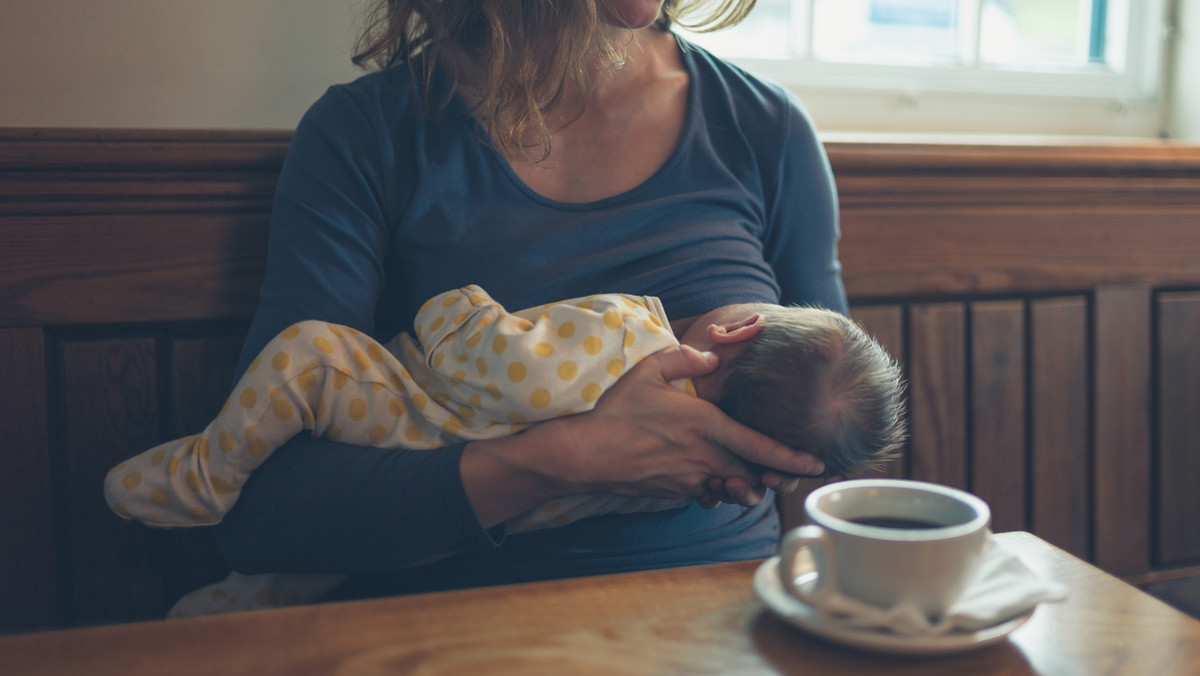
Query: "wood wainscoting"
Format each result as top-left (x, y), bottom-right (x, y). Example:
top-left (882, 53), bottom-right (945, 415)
top-left (3, 129), bottom-right (1200, 633)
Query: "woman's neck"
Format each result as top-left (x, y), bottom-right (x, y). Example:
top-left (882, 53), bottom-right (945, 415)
top-left (544, 25), bottom-right (672, 127)
top-left (511, 26), bottom-right (687, 203)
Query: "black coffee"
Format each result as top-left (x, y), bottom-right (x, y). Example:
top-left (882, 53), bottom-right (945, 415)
top-left (848, 516), bottom-right (944, 530)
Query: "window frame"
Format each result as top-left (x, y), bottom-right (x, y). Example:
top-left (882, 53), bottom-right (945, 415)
top-left (680, 0), bottom-right (1173, 138)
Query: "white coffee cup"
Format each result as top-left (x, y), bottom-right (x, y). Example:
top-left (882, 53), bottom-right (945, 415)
top-left (778, 479), bottom-right (991, 620)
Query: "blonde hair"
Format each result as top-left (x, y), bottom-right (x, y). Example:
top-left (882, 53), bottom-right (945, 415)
top-left (716, 306), bottom-right (907, 478)
top-left (352, 1), bottom-right (757, 162)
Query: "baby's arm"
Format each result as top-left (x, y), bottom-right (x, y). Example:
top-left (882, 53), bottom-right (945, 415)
top-left (409, 285), bottom-right (680, 431)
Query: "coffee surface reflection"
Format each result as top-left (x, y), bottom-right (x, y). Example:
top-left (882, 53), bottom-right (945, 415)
top-left (846, 516), bottom-right (943, 530)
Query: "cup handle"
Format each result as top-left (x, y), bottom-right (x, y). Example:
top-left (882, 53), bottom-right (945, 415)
top-left (779, 525), bottom-right (838, 605)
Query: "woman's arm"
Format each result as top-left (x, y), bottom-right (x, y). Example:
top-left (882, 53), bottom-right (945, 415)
top-left (217, 84), bottom-right (819, 575)
top-left (460, 345), bottom-right (825, 528)
top-left (219, 346), bottom-right (816, 573)
top-left (762, 90), bottom-right (848, 315)
top-left (216, 86), bottom-right (504, 574)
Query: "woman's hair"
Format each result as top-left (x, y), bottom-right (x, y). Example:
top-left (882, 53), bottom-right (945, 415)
top-left (716, 306), bottom-right (908, 479)
top-left (352, 1), bottom-right (757, 161)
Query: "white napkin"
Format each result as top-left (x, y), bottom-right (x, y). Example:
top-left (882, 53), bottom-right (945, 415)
top-left (808, 535), bottom-right (1068, 636)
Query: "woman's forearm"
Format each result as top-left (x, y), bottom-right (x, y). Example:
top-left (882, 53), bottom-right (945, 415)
top-left (459, 418), bottom-right (586, 528)
top-left (216, 347), bottom-right (819, 574)
top-left (215, 435), bottom-right (503, 574)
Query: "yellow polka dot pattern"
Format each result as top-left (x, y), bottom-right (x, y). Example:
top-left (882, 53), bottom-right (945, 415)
top-left (413, 286), bottom-right (690, 534)
top-left (102, 286), bottom-right (685, 541)
top-left (417, 286), bottom-right (678, 429)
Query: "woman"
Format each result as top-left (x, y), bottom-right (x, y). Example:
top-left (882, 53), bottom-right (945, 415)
top-left (216, 0), bottom-right (844, 599)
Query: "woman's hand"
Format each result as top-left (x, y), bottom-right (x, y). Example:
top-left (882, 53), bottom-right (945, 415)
top-left (564, 345), bottom-right (822, 499)
top-left (460, 344), bottom-right (823, 528)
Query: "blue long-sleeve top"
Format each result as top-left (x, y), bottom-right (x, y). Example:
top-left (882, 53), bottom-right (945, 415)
top-left (215, 39), bottom-right (846, 598)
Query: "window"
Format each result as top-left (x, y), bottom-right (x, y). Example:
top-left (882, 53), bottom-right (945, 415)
top-left (681, 0), bottom-right (1172, 137)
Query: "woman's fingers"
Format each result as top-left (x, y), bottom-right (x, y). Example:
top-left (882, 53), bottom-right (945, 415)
top-left (701, 478), bottom-right (763, 509)
top-left (639, 343), bottom-right (720, 382)
top-left (704, 414), bottom-right (825, 477)
top-left (761, 471), bottom-right (803, 496)
top-left (563, 343), bottom-right (821, 506)
top-left (713, 476), bottom-right (765, 506)
top-left (641, 345), bottom-right (826, 478)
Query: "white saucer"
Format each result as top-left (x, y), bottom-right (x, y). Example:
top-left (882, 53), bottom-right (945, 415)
top-left (753, 556), bottom-right (1034, 656)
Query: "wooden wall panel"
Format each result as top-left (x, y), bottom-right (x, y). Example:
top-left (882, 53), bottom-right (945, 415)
top-left (849, 304), bottom-right (907, 479)
top-left (837, 208), bottom-right (1200, 301)
top-left (1, 214), bottom-right (268, 327)
top-left (1157, 291), bottom-right (1200, 565)
top-left (0, 129), bottom-right (286, 329)
top-left (1028, 297), bottom-right (1091, 561)
top-left (907, 303), bottom-right (968, 489)
top-left (970, 301), bottom-right (1027, 534)
top-left (1093, 286), bottom-right (1153, 577)
top-left (831, 141), bottom-right (1200, 300)
top-left (158, 334), bottom-right (247, 597)
top-left (58, 336), bottom-right (169, 626)
top-left (0, 328), bottom-right (58, 633)
top-left (169, 334), bottom-right (245, 437)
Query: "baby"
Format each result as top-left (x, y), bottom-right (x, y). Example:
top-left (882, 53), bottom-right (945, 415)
top-left (105, 284), bottom-right (905, 613)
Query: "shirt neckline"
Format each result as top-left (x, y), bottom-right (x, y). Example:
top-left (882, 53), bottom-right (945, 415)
top-left (467, 38), bottom-right (700, 212)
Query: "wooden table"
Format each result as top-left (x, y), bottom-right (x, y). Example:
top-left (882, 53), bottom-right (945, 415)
top-left (3, 531), bottom-right (1198, 674)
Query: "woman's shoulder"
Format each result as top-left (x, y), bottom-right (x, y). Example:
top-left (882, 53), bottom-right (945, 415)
top-left (301, 64), bottom-right (432, 130)
top-left (288, 60), bottom-right (472, 171)
top-left (679, 39), bottom-right (810, 129)
top-left (677, 38), bottom-right (824, 181)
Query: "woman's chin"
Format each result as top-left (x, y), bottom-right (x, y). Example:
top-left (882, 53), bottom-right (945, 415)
top-left (602, 0), bottom-right (664, 29)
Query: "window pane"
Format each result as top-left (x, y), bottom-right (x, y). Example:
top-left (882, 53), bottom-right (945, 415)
top-left (682, 0), bottom-right (796, 59)
top-left (813, 0), bottom-right (961, 65)
top-left (979, 0), bottom-right (1099, 68)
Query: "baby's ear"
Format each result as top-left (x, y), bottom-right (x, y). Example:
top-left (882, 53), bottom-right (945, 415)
top-left (708, 313), bottom-right (765, 345)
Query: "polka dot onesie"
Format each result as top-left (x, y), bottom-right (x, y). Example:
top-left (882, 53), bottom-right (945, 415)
top-left (104, 284), bottom-right (691, 536)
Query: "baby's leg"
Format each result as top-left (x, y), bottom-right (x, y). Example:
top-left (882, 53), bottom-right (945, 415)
top-left (104, 320), bottom-right (435, 527)
top-left (168, 572), bottom-right (347, 618)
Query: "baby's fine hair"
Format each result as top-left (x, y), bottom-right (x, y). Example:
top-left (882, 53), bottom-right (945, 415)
top-left (715, 305), bottom-right (907, 478)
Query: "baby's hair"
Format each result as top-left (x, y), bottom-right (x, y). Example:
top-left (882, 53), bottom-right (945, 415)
top-left (715, 305), bottom-right (907, 478)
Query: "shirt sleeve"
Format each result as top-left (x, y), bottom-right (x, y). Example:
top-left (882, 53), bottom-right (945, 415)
top-left (215, 87), bottom-right (503, 575)
top-left (761, 90), bottom-right (849, 315)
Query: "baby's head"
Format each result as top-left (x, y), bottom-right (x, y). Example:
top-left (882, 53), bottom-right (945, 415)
top-left (679, 303), bottom-right (907, 478)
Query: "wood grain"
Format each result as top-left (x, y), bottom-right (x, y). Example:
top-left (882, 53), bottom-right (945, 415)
top-left (160, 334), bottom-right (247, 597)
top-left (970, 300), bottom-right (1027, 533)
top-left (829, 140), bottom-right (1200, 301)
top-left (0, 328), bottom-right (58, 633)
top-left (837, 208), bottom-right (1200, 300)
top-left (907, 303), bottom-right (967, 489)
top-left (1028, 297), bottom-right (1091, 562)
top-left (0, 128), bottom-right (291, 172)
top-left (825, 137), bottom-right (1200, 174)
top-left (168, 334), bottom-right (245, 437)
top-left (58, 336), bottom-right (169, 626)
top-left (1093, 285), bottom-right (1153, 577)
top-left (2, 532), bottom-right (1199, 676)
top-left (1156, 291), bottom-right (1200, 565)
top-left (848, 304), bottom-right (907, 480)
top-left (1, 214), bottom-right (269, 327)
top-left (0, 130), bottom-right (282, 328)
